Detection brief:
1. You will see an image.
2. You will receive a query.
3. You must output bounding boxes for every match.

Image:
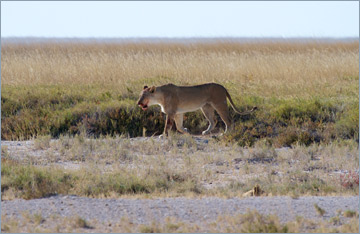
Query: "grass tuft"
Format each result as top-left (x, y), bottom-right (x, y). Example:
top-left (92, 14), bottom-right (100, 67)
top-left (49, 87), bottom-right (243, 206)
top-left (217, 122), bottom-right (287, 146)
top-left (343, 210), bottom-right (358, 218)
top-left (314, 203), bottom-right (326, 217)
top-left (73, 217), bottom-right (92, 229)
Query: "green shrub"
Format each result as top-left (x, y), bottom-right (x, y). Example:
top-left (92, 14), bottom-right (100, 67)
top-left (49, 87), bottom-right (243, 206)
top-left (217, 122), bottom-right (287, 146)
top-left (1, 159), bottom-right (73, 199)
top-left (1, 158), bottom-right (202, 199)
top-left (1, 84), bottom-right (358, 146)
top-left (273, 99), bottom-right (336, 124)
top-left (335, 103), bottom-right (359, 140)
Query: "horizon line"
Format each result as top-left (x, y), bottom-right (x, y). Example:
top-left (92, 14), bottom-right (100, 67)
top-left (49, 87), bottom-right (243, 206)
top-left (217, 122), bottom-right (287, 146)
top-left (2, 36), bottom-right (358, 44)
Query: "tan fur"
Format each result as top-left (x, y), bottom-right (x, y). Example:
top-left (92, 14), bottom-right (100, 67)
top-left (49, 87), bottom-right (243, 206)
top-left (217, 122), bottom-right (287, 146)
top-left (137, 83), bottom-right (257, 137)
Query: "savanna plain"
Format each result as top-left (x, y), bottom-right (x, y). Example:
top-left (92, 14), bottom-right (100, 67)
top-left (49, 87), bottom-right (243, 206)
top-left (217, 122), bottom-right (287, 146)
top-left (1, 38), bottom-right (359, 232)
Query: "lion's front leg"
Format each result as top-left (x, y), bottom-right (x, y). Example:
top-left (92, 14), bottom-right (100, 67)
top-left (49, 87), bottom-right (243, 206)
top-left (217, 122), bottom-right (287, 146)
top-left (174, 113), bottom-right (189, 134)
top-left (160, 114), bottom-right (175, 138)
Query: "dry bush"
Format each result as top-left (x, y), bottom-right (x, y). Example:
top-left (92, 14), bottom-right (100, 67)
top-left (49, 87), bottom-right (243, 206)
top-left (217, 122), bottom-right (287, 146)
top-left (339, 171), bottom-right (359, 189)
top-left (33, 135), bottom-right (51, 150)
top-left (343, 210), bottom-right (359, 218)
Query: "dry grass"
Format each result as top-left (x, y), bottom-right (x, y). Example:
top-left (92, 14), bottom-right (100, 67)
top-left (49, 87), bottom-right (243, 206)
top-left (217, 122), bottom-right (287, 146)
top-left (1, 133), bottom-right (358, 200)
top-left (2, 39), bottom-right (358, 100)
top-left (343, 210), bottom-right (359, 218)
top-left (2, 209), bottom-right (359, 233)
top-left (1, 38), bottom-right (358, 142)
top-left (314, 203), bottom-right (326, 216)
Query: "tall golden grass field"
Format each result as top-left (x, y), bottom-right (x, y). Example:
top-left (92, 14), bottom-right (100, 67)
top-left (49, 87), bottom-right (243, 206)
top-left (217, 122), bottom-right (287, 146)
top-left (1, 38), bottom-right (359, 142)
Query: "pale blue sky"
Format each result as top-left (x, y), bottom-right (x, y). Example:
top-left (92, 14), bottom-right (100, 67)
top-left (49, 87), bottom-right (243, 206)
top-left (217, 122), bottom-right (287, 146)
top-left (1, 1), bottom-right (359, 38)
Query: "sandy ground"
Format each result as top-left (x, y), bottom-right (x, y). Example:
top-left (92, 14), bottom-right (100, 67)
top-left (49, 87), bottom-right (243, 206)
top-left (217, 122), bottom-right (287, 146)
top-left (2, 194), bottom-right (358, 224)
top-left (2, 195), bottom-right (359, 232)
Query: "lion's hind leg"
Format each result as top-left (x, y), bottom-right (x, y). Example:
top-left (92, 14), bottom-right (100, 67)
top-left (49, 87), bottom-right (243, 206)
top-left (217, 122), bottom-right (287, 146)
top-left (201, 104), bottom-right (216, 135)
top-left (211, 102), bottom-right (232, 134)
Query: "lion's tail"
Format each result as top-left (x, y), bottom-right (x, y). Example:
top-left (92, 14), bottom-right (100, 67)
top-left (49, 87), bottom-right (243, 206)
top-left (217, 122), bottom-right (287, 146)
top-left (225, 89), bottom-right (257, 115)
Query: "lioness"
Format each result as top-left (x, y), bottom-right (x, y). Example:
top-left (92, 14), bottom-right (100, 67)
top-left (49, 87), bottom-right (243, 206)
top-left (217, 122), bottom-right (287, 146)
top-left (137, 83), bottom-right (257, 137)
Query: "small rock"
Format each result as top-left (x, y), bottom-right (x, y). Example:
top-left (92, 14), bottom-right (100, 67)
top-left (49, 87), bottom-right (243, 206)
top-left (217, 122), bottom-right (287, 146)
top-left (216, 161), bottom-right (224, 166)
top-left (233, 158), bottom-right (242, 164)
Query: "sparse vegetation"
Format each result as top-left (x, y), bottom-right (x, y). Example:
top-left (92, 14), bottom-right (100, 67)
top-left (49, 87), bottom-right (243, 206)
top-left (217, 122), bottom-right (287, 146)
top-left (314, 203), bottom-right (326, 216)
top-left (1, 209), bottom-right (358, 233)
top-left (1, 134), bottom-right (358, 200)
top-left (33, 135), bottom-right (51, 150)
top-left (1, 39), bottom-right (358, 146)
top-left (33, 213), bottom-right (45, 225)
top-left (329, 216), bottom-right (341, 225)
top-left (1, 146), bottom-right (202, 200)
top-left (340, 171), bottom-right (359, 189)
top-left (73, 217), bottom-right (92, 229)
top-left (343, 210), bottom-right (358, 218)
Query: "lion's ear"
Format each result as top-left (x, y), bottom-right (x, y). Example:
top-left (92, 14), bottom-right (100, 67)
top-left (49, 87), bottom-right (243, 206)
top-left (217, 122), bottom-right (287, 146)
top-left (149, 86), bottom-right (156, 93)
top-left (143, 85), bottom-right (148, 90)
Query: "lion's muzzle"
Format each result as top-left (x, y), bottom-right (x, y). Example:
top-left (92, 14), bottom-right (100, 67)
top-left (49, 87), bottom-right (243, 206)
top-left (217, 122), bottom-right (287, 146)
top-left (137, 101), bottom-right (148, 111)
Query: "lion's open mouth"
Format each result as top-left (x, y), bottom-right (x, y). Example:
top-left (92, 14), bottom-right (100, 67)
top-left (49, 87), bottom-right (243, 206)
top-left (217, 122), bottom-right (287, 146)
top-left (139, 103), bottom-right (148, 111)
